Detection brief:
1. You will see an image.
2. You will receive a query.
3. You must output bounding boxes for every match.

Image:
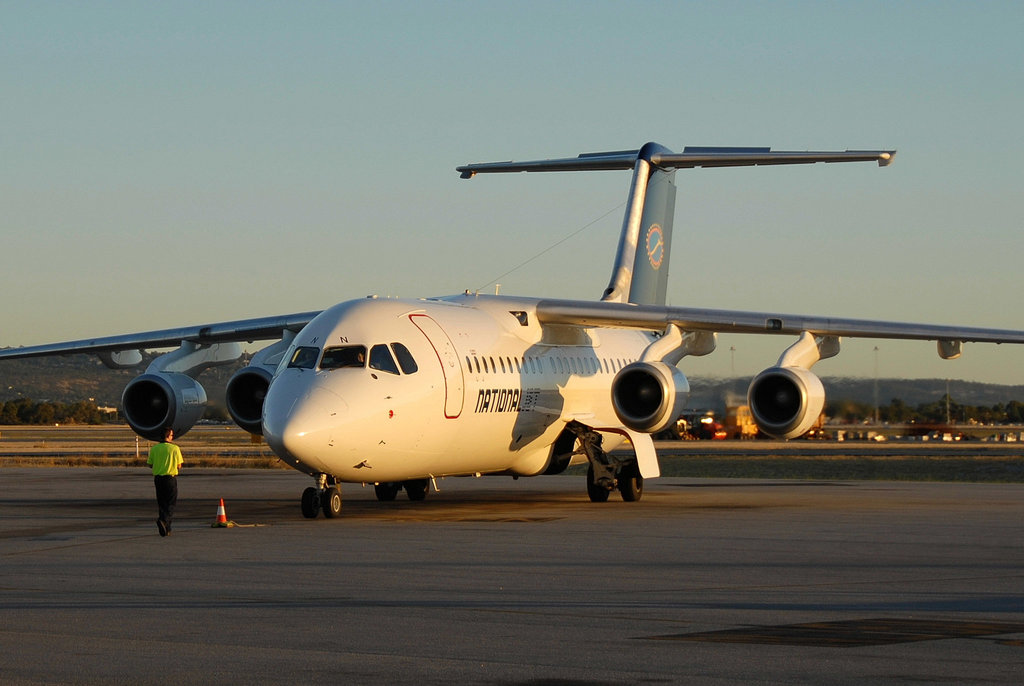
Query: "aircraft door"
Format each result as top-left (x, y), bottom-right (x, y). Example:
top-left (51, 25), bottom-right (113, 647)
top-left (409, 314), bottom-right (465, 418)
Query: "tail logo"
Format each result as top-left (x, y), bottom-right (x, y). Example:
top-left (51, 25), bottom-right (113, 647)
top-left (645, 224), bottom-right (665, 270)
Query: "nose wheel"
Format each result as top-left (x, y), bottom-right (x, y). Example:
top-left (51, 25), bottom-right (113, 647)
top-left (300, 474), bottom-right (342, 518)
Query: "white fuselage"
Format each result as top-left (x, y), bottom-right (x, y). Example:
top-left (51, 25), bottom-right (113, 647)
top-left (262, 293), bottom-right (656, 483)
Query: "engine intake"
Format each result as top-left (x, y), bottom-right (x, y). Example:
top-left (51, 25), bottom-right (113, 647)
top-left (747, 366), bottom-right (825, 440)
top-left (225, 366), bottom-right (273, 435)
top-left (122, 372), bottom-right (207, 442)
top-left (611, 361), bottom-right (689, 433)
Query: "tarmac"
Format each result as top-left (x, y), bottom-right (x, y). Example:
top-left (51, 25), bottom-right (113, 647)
top-left (1, 467), bottom-right (1023, 684)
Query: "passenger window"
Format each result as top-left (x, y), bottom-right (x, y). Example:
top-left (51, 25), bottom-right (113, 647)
top-left (369, 344), bottom-right (400, 375)
top-left (391, 342), bottom-right (418, 374)
top-left (319, 345), bottom-right (367, 370)
top-left (287, 346), bottom-right (320, 370)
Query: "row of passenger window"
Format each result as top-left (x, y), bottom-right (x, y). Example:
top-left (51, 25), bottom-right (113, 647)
top-left (465, 354), bottom-right (634, 376)
top-left (288, 343), bottom-right (419, 376)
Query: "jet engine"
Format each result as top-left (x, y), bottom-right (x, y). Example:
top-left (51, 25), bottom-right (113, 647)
top-left (122, 372), bottom-right (208, 442)
top-left (611, 361), bottom-right (689, 433)
top-left (225, 366), bottom-right (273, 435)
top-left (747, 366), bottom-right (825, 440)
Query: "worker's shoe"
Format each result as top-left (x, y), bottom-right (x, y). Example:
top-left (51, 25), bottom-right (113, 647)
top-left (157, 519), bottom-right (168, 537)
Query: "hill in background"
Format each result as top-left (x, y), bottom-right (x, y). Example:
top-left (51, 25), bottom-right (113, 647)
top-left (689, 376), bottom-right (1024, 412)
top-left (0, 353), bottom-right (247, 411)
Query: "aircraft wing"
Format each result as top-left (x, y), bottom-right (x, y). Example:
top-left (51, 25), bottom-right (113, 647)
top-left (535, 299), bottom-right (1024, 348)
top-left (0, 311), bottom-right (321, 360)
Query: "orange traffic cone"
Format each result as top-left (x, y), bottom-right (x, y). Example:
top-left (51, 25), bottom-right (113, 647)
top-left (212, 498), bottom-right (233, 528)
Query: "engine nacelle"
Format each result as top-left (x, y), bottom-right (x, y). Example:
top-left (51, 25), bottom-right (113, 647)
top-left (122, 372), bottom-right (207, 442)
top-left (225, 366), bottom-right (273, 435)
top-left (611, 361), bottom-right (689, 433)
top-left (747, 366), bottom-right (826, 440)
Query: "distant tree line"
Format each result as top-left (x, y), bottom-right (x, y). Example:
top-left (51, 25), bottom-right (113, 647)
top-left (0, 399), bottom-right (111, 425)
top-left (0, 398), bottom-right (232, 425)
top-left (827, 395), bottom-right (1024, 425)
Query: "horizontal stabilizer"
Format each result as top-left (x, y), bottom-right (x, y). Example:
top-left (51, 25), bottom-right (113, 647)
top-left (457, 144), bottom-right (895, 177)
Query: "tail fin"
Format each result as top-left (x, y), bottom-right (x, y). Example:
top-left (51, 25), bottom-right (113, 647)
top-left (456, 143), bottom-right (895, 305)
top-left (602, 142), bottom-right (676, 305)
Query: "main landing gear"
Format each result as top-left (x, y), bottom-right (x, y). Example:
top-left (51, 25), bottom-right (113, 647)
top-left (567, 421), bottom-right (644, 503)
top-left (300, 475), bottom-right (434, 518)
top-left (374, 479), bottom-right (430, 502)
top-left (301, 473), bottom-right (343, 519)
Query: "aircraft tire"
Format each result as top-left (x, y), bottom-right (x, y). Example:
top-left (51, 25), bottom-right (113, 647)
top-left (301, 487), bottom-right (320, 519)
top-left (617, 462), bottom-right (643, 502)
top-left (374, 483), bottom-right (401, 501)
top-left (586, 465), bottom-right (610, 503)
top-left (322, 486), bottom-right (342, 518)
top-left (404, 479), bottom-right (429, 502)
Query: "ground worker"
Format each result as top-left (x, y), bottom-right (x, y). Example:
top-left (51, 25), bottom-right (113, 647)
top-left (147, 427), bottom-right (183, 537)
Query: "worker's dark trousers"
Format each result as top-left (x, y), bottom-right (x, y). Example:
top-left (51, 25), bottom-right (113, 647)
top-left (154, 475), bottom-right (178, 530)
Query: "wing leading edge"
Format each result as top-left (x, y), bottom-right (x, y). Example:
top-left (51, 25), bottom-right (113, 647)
top-left (0, 311), bottom-right (321, 360)
top-left (536, 299), bottom-right (1024, 350)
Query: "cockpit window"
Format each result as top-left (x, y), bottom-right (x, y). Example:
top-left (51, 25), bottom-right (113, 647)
top-left (391, 342), bottom-right (418, 374)
top-left (320, 345), bottom-right (367, 370)
top-left (287, 346), bottom-right (320, 370)
top-left (369, 344), bottom-right (400, 375)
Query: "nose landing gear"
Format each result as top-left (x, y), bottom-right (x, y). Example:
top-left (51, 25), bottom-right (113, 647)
top-left (301, 473), bottom-right (342, 518)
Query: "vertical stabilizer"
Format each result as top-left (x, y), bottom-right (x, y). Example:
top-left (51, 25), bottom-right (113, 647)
top-left (601, 143), bottom-right (677, 305)
top-left (456, 142), bottom-right (895, 305)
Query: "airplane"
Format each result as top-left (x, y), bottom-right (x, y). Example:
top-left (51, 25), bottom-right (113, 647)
top-left (5, 141), bottom-right (1024, 519)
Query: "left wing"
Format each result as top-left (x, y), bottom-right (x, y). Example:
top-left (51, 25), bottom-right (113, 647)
top-left (0, 311), bottom-right (321, 361)
top-left (536, 298), bottom-right (1024, 352)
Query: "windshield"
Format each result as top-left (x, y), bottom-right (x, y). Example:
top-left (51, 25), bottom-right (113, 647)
top-left (287, 346), bottom-right (320, 370)
top-left (369, 344), bottom-right (400, 375)
top-left (320, 345), bottom-right (367, 370)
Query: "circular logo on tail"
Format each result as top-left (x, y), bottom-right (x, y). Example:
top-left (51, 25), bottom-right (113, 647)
top-left (645, 224), bottom-right (664, 269)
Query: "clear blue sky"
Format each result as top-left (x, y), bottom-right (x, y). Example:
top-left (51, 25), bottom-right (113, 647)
top-left (3, 1), bottom-right (1023, 384)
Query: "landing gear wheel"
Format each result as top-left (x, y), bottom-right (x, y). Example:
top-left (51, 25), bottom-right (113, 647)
top-left (617, 462), bottom-right (643, 502)
top-left (322, 486), bottom-right (342, 518)
top-left (586, 465), bottom-right (610, 503)
top-left (404, 479), bottom-right (429, 502)
top-left (374, 482), bottom-right (401, 501)
top-left (301, 486), bottom-right (320, 519)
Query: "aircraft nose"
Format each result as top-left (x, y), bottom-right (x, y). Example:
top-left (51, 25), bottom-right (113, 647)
top-left (263, 378), bottom-right (348, 464)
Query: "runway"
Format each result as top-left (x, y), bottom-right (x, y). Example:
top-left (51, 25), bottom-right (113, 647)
top-left (1, 468), bottom-right (1023, 684)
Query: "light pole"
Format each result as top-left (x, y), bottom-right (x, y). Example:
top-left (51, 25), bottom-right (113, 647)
top-left (873, 346), bottom-right (880, 425)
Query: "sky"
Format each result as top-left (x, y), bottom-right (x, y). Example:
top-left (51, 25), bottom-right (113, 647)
top-left (2, 1), bottom-right (1024, 384)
